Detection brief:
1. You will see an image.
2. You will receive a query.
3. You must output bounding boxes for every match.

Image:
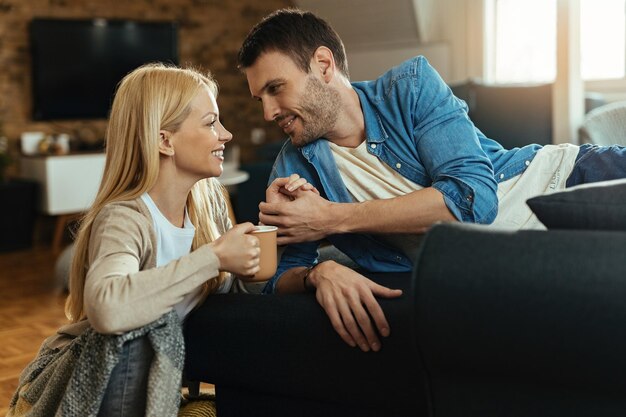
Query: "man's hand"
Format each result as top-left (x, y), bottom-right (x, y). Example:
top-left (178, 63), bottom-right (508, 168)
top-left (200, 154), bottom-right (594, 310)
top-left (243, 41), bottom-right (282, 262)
top-left (261, 174), bottom-right (332, 244)
top-left (260, 187), bottom-right (337, 244)
top-left (308, 261), bottom-right (403, 352)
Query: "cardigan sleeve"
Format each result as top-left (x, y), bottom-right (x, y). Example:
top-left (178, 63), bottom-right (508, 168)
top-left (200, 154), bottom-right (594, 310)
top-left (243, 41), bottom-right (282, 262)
top-left (84, 204), bottom-right (221, 334)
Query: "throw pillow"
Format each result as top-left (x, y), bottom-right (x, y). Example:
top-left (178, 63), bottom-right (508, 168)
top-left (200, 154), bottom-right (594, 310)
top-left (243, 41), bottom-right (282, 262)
top-left (526, 178), bottom-right (626, 230)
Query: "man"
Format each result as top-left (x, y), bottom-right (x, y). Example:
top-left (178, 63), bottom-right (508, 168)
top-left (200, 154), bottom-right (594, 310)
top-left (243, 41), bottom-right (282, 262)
top-left (237, 8), bottom-right (626, 352)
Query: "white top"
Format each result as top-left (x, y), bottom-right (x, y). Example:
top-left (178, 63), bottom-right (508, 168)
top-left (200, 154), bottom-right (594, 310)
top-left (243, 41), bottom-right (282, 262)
top-left (329, 141), bottom-right (581, 250)
top-left (491, 143), bottom-right (580, 229)
top-left (329, 141), bottom-right (426, 262)
top-left (140, 193), bottom-right (204, 319)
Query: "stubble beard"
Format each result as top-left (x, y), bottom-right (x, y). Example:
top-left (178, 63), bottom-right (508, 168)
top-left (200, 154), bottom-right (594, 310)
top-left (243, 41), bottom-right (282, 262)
top-left (291, 75), bottom-right (341, 148)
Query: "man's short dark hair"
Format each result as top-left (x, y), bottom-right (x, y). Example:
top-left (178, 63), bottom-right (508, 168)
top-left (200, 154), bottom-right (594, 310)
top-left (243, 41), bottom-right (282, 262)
top-left (238, 8), bottom-right (349, 78)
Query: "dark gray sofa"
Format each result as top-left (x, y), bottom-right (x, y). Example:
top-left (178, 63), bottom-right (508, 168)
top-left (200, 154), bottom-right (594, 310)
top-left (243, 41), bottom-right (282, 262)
top-left (184, 223), bottom-right (626, 417)
top-left (448, 80), bottom-right (607, 149)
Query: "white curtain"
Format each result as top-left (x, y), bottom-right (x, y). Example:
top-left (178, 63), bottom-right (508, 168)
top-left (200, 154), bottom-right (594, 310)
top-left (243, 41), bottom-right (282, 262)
top-left (412, 0), bottom-right (437, 43)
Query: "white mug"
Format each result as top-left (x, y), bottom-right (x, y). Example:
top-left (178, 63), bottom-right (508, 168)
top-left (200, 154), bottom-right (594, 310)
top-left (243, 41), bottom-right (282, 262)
top-left (56, 133), bottom-right (70, 154)
top-left (21, 132), bottom-right (45, 155)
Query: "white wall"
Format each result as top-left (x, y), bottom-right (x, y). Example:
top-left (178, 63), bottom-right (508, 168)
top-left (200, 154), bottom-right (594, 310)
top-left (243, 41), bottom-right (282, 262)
top-left (434, 0), bottom-right (486, 83)
top-left (295, 0), bottom-right (453, 81)
top-left (347, 43), bottom-right (451, 82)
top-left (305, 0), bottom-right (477, 84)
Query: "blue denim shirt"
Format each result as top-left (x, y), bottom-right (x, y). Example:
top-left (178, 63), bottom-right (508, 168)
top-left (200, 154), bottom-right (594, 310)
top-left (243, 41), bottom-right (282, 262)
top-left (263, 56), bottom-right (542, 293)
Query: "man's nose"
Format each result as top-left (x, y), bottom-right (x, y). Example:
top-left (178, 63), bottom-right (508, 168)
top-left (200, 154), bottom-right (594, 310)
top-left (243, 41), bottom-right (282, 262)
top-left (262, 98), bottom-right (280, 122)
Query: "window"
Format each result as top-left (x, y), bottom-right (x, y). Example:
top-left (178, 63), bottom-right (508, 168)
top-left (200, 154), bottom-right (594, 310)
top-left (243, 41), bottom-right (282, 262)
top-left (580, 0), bottom-right (625, 80)
top-left (488, 0), bottom-right (626, 83)
top-left (490, 0), bottom-right (557, 83)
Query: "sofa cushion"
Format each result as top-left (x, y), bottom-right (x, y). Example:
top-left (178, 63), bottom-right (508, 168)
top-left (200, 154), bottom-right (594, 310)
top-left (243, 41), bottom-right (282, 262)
top-left (526, 178), bottom-right (626, 230)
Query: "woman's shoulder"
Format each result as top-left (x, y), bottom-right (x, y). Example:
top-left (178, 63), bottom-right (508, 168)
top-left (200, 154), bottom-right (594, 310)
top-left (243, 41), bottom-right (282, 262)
top-left (98, 198), bottom-right (149, 219)
top-left (89, 197), bottom-right (156, 261)
top-left (93, 198), bottom-right (153, 235)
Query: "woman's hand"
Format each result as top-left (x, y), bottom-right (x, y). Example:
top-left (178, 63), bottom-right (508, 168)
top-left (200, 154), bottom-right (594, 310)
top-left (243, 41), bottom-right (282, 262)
top-left (265, 173), bottom-right (319, 204)
top-left (210, 222), bottom-right (260, 276)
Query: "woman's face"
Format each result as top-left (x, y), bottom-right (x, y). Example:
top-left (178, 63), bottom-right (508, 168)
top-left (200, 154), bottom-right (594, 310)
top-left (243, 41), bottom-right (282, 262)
top-left (168, 86), bottom-right (233, 180)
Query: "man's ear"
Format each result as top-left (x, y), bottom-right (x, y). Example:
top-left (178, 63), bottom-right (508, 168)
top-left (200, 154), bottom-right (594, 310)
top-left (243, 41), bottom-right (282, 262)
top-left (312, 46), bottom-right (335, 83)
top-left (158, 130), bottom-right (175, 156)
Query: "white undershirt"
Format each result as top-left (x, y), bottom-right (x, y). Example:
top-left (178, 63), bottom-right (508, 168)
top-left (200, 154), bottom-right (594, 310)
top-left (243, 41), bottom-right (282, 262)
top-left (140, 193), bottom-right (202, 319)
top-left (329, 141), bottom-right (581, 251)
top-left (329, 141), bottom-right (426, 262)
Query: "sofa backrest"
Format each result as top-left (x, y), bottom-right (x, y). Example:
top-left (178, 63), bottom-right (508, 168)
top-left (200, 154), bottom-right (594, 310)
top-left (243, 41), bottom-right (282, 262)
top-left (450, 80), bottom-right (553, 149)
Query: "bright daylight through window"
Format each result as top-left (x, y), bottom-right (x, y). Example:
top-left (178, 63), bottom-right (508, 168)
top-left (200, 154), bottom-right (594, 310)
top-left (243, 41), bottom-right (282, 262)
top-left (491, 0), bottom-right (626, 83)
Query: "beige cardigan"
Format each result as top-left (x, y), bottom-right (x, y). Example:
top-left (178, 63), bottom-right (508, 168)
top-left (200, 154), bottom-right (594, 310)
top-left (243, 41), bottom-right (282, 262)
top-left (51, 196), bottom-right (227, 347)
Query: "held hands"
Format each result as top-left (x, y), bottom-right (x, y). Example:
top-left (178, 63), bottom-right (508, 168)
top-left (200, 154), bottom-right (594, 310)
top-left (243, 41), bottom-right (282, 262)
top-left (260, 174), bottom-right (334, 245)
top-left (308, 261), bottom-right (403, 352)
top-left (264, 173), bottom-right (319, 204)
top-left (209, 222), bottom-right (260, 276)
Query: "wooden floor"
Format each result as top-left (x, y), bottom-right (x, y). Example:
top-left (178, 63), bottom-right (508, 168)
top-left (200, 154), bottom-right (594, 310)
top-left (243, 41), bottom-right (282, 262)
top-left (0, 243), bottom-right (215, 414)
top-left (0, 244), bottom-right (67, 415)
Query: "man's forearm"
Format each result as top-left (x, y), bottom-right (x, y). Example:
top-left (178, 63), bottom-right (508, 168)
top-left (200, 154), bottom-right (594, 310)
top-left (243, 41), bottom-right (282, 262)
top-left (329, 187), bottom-right (456, 234)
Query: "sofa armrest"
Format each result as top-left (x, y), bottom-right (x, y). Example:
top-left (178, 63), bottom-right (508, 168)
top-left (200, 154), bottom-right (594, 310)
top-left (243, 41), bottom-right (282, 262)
top-left (415, 223), bottom-right (626, 416)
top-left (184, 272), bottom-right (428, 416)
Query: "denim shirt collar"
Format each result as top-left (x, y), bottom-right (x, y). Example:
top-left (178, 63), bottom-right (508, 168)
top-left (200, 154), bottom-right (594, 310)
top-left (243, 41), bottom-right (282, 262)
top-left (354, 87), bottom-right (388, 145)
top-left (298, 139), bottom-right (353, 203)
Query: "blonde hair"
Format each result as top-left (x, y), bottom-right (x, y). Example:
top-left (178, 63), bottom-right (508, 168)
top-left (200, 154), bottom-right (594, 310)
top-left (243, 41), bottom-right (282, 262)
top-left (66, 63), bottom-right (228, 322)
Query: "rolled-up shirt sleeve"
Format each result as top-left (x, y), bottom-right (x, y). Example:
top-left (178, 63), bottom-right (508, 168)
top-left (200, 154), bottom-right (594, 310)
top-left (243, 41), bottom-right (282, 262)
top-left (262, 240), bottom-right (319, 294)
top-left (412, 57), bottom-right (498, 224)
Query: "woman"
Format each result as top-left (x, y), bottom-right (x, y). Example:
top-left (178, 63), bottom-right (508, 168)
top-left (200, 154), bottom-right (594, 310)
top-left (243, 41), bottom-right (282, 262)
top-left (8, 63), bottom-right (310, 416)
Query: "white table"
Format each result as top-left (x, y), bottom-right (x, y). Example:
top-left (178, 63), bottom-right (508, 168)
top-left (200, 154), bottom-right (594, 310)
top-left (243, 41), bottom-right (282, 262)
top-left (218, 163), bottom-right (250, 224)
top-left (218, 169), bottom-right (250, 187)
top-left (20, 154), bottom-right (249, 250)
top-left (21, 153), bottom-right (106, 252)
top-left (20, 153), bottom-right (106, 215)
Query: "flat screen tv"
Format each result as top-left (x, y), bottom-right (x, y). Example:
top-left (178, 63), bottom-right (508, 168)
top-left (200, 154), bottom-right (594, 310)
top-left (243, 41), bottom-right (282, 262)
top-left (30, 18), bottom-right (179, 120)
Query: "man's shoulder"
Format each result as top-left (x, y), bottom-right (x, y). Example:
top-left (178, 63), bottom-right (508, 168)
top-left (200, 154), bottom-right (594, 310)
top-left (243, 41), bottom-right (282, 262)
top-left (352, 56), bottom-right (431, 100)
top-left (388, 55), bottom-right (427, 75)
top-left (352, 56), bottom-right (426, 86)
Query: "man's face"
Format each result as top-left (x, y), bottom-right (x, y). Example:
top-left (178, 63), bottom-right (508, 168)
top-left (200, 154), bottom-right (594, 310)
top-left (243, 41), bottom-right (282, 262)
top-left (245, 51), bottom-right (341, 147)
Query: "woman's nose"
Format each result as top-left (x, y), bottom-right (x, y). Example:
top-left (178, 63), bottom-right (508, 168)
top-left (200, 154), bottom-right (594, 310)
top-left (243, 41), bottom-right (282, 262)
top-left (219, 123), bottom-right (233, 142)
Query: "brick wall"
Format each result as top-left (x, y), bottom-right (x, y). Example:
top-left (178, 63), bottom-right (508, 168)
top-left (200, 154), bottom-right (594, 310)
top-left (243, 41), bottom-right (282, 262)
top-left (0, 0), bottom-right (291, 171)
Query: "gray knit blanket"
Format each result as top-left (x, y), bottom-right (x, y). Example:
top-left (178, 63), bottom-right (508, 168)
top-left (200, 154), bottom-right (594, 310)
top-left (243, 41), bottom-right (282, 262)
top-left (8, 310), bottom-right (184, 417)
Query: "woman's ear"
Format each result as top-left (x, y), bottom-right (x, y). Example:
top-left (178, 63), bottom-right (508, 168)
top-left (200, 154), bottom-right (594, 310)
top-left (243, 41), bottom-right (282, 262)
top-left (158, 130), bottom-right (175, 156)
top-left (312, 46), bottom-right (335, 83)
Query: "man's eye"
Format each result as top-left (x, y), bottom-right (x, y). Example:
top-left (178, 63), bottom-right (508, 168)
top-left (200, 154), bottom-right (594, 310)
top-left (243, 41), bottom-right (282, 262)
top-left (268, 84), bottom-right (281, 94)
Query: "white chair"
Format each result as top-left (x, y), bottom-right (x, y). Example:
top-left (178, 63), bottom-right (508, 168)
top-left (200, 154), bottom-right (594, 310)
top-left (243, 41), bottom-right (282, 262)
top-left (579, 101), bottom-right (626, 146)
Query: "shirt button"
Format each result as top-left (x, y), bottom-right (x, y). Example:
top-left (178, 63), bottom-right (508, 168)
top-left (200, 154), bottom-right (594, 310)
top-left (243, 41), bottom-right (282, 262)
top-left (370, 143), bottom-right (377, 149)
top-left (396, 162), bottom-right (402, 169)
top-left (525, 160), bottom-right (530, 166)
top-left (500, 173), bottom-right (505, 180)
